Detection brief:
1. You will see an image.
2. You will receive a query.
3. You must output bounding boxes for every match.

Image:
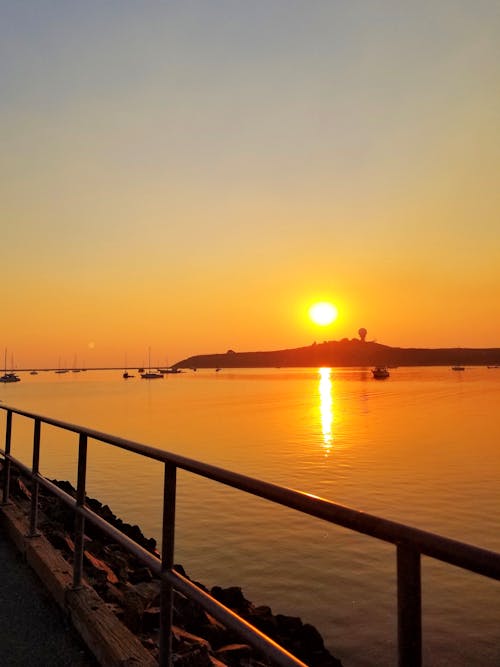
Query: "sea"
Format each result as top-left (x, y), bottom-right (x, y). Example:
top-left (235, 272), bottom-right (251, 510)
top-left (1, 366), bottom-right (499, 667)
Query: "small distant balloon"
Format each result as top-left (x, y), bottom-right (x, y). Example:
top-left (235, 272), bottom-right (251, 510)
top-left (358, 327), bottom-right (367, 342)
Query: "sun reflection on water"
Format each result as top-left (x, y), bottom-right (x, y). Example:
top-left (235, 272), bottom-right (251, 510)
top-left (318, 367), bottom-right (333, 454)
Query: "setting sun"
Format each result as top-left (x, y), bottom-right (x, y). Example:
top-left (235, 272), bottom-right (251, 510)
top-left (309, 302), bottom-right (338, 326)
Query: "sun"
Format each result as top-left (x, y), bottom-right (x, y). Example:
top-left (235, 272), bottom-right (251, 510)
top-left (309, 302), bottom-right (338, 326)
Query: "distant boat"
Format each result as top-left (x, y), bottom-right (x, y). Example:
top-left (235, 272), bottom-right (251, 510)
top-left (30, 370), bottom-right (38, 375)
top-left (451, 366), bottom-right (465, 371)
top-left (0, 372), bottom-right (20, 383)
top-left (141, 371), bottom-right (163, 379)
top-left (487, 365), bottom-right (500, 369)
top-left (215, 367), bottom-right (222, 372)
top-left (158, 368), bottom-right (181, 374)
top-left (372, 366), bottom-right (390, 379)
top-left (1, 349), bottom-right (20, 383)
top-left (141, 347), bottom-right (163, 379)
top-left (123, 371), bottom-right (135, 379)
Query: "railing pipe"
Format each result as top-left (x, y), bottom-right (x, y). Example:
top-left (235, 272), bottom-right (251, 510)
top-left (2, 409), bottom-right (12, 504)
top-left (159, 462), bottom-right (177, 667)
top-left (29, 418), bottom-right (41, 537)
top-left (397, 545), bottom-right (422, 667)
top-left (73, 433), bottom-right (88, 588)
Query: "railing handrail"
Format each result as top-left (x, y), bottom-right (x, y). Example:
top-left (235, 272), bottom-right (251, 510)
top-left (1, 403), bottom-right (499, 667)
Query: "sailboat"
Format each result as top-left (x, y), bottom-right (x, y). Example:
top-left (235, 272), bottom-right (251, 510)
top-left (122, 353), bottom-right (135, 378)
top-left (0, 349), bottom-right (21, 383)
top-left (140, 348), bottom-right (163, 379)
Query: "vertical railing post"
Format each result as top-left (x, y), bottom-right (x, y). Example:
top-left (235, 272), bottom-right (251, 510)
top-left (159, 462), bottom-right (177, 667)
top-left (73, 433), bottom-right (88, 589)
top-left (2, 409), bottom-right (12, 504)
top-left (397, 544), bottom-right (422, 667)
top-left (29, 418), bottom-right (41, 537)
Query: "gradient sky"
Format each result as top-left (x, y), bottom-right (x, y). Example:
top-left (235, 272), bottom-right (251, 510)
top-left (2, 1), bottom-right (499, 368)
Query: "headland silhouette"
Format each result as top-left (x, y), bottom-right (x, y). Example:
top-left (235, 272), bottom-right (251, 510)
top-left (174, 337), bottom-right (500, 369)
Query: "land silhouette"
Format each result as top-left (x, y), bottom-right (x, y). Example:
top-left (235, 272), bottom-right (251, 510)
top-left (174, 339), bottom-right (500, 369)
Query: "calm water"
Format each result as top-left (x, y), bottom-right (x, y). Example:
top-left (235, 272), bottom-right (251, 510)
top-left (1, 366), bottom-right (499, 666)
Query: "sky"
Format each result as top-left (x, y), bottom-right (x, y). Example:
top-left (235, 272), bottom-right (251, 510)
top-left (2, 1), bottom-right (499, 368)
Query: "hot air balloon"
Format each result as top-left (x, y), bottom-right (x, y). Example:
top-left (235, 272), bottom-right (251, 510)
top-left (358, 327), bottom-right (367, 342)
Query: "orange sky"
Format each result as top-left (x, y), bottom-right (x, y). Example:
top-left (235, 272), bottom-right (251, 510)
top-left (2, 2), bottom-right (499, 368)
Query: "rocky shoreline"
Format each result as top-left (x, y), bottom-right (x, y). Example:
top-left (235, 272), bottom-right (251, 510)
top-left (9, 471), bottom-right (343, 667)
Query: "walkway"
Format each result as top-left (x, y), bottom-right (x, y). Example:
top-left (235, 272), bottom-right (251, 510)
top-left (0, 525), bottom-right (98, 667)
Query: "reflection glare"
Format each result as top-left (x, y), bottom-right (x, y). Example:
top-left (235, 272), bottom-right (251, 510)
top-left (318, 367), bottom-right (333, 453)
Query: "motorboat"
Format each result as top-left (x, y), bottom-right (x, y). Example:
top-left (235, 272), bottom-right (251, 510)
top-left (372, 366), bottom-right (390, 379)
top-left (451, 366), bottom-right (465, 371)
top-left (0, 372), bottom-right (21, 383)
top-left (158, 368), bottom-right (181, 374)
top-left (123, 371), bottom-right (135, 379)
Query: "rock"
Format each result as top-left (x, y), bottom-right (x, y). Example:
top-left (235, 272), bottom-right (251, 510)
top-left (173, 590), bottom-right (207, 631)
top-left (172, 644), bottom-right (213, 667)
top-left (122, 589), bottom-right (148, 633)
top-left (142, 606), bottom-right (161, 632)
top-left (215, 643), bottom-right (252, 665)
top-left (128, 566), bottom-right (153, 584)
top-left (298, 623), bottom-right (325, 652)
top-left (131, 580), bottom-right (161, 607)
top-left (275, 614), bottom-right (303, 635)
top-left (211, 587), bottom-right (249, 613)
top-left (246, 605), bottom-right (277, 637)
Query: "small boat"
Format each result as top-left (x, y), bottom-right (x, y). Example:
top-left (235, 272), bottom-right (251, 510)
top-left (0, 372), bottom-right (21, 383)
top-left (451, 366), bottom-right (465, 371)
top-left (140, 347), bottom-right (163, 379)
top-left (123, 371), bottom-right (135, 379)
top-left (158, 368), bottom-right (181, 374)
top-left (1, 349), bottom-right (20, 382)
top-left (30, 370), bottom-right (38, 375)
top-left (372, 366), bottom-right (390, 379)
top-left (140, 371), bottom-right (163, 379)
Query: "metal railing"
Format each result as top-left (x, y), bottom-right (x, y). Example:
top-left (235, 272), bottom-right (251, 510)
top-left (1, 404), bottom-right (499, 667)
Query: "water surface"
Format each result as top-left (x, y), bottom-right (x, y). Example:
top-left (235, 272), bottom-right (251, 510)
top-left (1, 366), bottom-right (499, 666)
